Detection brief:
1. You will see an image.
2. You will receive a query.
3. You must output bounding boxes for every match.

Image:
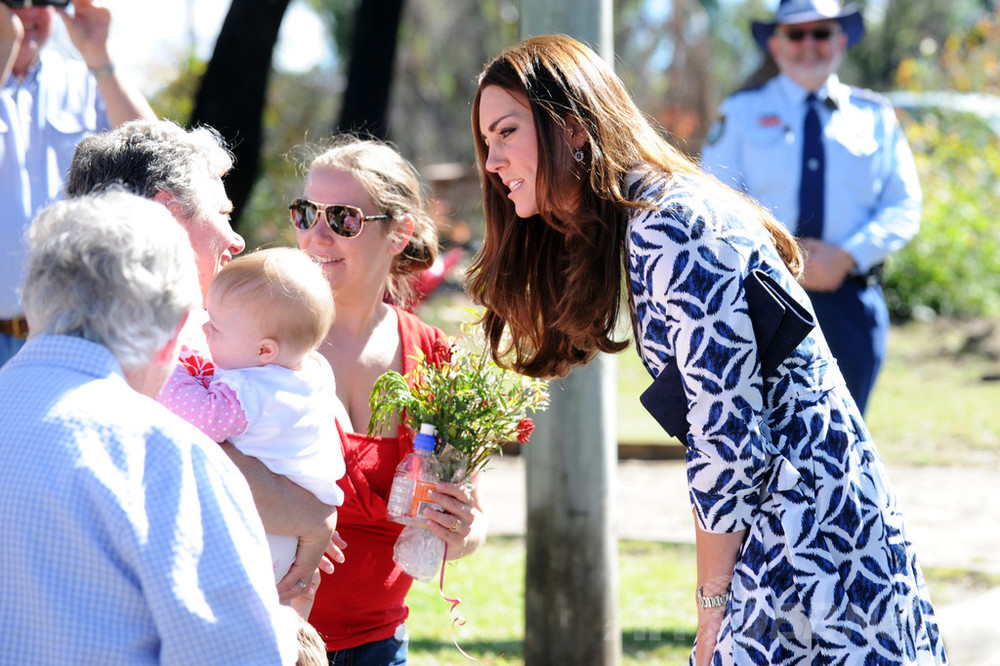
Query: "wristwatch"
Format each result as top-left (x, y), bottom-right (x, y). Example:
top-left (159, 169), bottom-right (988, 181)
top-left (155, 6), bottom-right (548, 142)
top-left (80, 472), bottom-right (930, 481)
top-left (697, 584), bottom-right (730, 609)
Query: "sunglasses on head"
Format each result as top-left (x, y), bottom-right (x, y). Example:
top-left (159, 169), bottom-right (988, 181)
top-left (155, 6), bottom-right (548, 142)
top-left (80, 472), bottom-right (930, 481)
top-left (782, 27), bottom-right (835, 42)
top-left (288, 199), bottom-right (391, 238)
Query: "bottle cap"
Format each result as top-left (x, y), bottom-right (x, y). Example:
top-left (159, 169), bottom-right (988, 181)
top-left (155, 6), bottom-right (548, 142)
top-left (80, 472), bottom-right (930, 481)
top-left (413, 423), bottom-right (437, 451)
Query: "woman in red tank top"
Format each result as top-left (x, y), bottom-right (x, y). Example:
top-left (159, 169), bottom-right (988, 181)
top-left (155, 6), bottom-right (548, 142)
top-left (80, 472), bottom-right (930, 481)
top-left (293, 136), bottom-right (487, 665)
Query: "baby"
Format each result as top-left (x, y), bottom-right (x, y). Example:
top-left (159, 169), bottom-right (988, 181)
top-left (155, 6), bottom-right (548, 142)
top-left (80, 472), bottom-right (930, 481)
top-left (160, 247), bottom-right (345, 581)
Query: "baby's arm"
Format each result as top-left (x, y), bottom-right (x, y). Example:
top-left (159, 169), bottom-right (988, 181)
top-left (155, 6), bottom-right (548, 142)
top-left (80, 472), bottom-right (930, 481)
top-left (159, 355), bottom-right (249, 442)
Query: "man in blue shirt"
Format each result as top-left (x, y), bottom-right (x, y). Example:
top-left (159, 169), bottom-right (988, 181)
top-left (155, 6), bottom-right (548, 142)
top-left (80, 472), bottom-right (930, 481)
top-left (701, 0), bottom-right (921, 414)
top-left (0, 191), bottom-right (299, 664)
top-left (0, 1), bottom-right (155, 366)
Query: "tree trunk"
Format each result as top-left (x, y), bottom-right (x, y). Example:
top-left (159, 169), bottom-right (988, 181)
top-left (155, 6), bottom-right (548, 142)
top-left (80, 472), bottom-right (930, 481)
top-left (336, 0), bottom-right (406, 140)
top-left (191, 0), bottom-right (291, 229)
top-left (518, 5), bottom-right (621, 663)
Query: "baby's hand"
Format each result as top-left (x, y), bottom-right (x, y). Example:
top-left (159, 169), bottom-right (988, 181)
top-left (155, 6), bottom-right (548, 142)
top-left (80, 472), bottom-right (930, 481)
top-left (179, 348), bottom-right (216, 385)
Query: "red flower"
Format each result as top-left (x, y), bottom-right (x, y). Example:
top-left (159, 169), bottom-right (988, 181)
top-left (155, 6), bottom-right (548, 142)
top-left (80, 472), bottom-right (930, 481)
top-left (429, 340), bottom-right (454, 368)
top-left (516, 418), bottom-right (534, 444)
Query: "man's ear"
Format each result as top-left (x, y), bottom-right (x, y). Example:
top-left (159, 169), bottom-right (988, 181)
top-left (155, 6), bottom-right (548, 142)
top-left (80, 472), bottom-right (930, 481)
top-left (153, 190), bottom-right (179, 215)
top-left (564, 116), bottom-right (589, 152)
top-left (258, 338), bottom-right (279, 365)
top-left (767, 35), bottom-right (779, 60)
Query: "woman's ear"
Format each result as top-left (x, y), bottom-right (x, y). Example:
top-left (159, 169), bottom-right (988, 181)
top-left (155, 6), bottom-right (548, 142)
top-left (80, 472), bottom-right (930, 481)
top-left (564, 116), bottom-right (589, 152)
top-left (388, 213), bottom-right (415, 255)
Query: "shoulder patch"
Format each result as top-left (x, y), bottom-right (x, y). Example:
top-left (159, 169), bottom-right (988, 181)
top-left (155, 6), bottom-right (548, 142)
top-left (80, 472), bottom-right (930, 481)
top-left (706, 116), bottom-right (726, 145)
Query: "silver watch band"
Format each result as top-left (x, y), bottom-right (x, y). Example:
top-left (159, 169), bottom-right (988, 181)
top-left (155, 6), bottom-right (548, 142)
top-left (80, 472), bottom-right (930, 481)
top-left (697, 585), bottom-right (729, 609)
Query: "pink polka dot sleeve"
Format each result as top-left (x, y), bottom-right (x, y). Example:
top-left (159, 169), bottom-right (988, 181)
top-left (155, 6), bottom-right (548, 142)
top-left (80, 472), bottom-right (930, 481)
top-left (159, 363), bottom-right (249, 443)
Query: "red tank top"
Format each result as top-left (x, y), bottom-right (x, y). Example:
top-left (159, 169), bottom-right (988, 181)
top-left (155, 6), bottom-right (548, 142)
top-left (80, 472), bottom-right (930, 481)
top-left (310, 307), bottom-right (450, 651)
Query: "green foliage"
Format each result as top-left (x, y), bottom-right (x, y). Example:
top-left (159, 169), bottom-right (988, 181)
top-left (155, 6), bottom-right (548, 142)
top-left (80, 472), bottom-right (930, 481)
top-left (882, 9), bottom-right (1000, 319)
top-left (368, 330), bottom-right (550, 476)
top-left (148, 54), bottom-right (206, 125)
top-left (884, 114), bottom-right (1000, 319)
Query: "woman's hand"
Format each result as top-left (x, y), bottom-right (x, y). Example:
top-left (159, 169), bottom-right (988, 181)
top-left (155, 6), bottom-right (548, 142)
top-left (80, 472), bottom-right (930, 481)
top-left (694, 605), bottom-right (726, 666)
top-left (288, 567), bottom-right (323, 620)
top-left (423, 481), bottom-right (486, 559)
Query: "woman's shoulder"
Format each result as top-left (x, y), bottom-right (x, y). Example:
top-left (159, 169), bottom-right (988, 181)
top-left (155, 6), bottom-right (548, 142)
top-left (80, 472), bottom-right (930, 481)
top-left (626, 168), bottom-right (725, 230)
top-left (392, 305), bottom-right (450, 355)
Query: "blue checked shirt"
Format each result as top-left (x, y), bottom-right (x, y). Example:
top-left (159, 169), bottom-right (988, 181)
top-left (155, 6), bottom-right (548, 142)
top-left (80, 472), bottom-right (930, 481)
top-left (0, 52), bottom-right (110, 318)
top-left (0, 335), bottom-right (298, 664)
top-left (701, 73), bottom-right (922, 274)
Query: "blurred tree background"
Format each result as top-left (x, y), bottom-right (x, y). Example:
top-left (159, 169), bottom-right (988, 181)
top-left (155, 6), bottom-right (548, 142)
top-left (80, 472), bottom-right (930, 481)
top-left (150, 0), bottom-right (1000, 320)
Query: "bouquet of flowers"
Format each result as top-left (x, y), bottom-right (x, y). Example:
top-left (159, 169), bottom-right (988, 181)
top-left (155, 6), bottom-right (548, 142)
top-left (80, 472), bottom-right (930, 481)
top-left (368, 327), bottom-right (550, 478)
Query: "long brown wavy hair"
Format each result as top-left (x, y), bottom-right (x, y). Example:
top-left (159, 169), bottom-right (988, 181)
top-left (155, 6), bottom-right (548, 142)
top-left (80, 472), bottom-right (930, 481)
top-left (467, 35), bottom-right (801, 379)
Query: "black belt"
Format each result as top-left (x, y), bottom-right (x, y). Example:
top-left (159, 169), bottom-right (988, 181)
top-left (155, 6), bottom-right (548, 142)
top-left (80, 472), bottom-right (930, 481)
top-left (0, 317), bottom-right (29, 339)
top-left (849, 264), bottom-right (883, 288)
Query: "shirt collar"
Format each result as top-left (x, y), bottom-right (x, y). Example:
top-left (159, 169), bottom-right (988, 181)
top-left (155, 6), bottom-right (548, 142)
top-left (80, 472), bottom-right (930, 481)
top-left (776, 73), bottom-right (841, 109)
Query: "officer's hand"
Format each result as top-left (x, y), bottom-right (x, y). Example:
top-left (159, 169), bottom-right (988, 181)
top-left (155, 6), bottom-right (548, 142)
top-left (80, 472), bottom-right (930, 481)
top-left (799, 238), bottom-right (855, 292)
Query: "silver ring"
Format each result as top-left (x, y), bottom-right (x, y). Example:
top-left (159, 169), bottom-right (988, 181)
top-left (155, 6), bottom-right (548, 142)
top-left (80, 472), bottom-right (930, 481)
top-left (295, 579), bottom-right (308, 589)
top-left (449, 518), bottom-right (461, 533)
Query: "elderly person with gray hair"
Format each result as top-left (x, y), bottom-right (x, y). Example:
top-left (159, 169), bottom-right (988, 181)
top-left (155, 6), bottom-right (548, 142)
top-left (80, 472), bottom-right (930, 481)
top-left (0, 191), bottom-right (300, 664)
top-left (64, 118), bottom-right (343, 603)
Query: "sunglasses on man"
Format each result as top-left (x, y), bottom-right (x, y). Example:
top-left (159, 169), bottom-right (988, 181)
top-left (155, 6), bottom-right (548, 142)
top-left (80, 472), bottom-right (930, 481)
top-left (780, 27), bottom-right (837, 42)
top-left (289, 199), bottom-right (391, 238)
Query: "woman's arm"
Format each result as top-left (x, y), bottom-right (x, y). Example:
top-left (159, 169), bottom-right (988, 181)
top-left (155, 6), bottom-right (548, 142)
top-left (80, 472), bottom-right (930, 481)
top-left (221, 443), bottom-right (343, 603)
top-left (693, 511), bottom-right (744, 666)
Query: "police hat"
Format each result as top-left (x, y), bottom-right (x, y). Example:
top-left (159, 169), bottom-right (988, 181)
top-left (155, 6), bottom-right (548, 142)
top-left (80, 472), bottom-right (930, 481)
top-left (751, 0), bottom-right (865, 50)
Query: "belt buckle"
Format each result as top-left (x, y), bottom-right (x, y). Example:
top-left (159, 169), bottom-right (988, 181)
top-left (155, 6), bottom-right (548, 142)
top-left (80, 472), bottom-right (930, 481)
top-left (4, 317), bottom-right (29, 339)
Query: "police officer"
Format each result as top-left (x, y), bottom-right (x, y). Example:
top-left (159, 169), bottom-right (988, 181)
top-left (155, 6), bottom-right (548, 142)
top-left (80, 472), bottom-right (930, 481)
top-left (701, 0), bottom-right (921, 415)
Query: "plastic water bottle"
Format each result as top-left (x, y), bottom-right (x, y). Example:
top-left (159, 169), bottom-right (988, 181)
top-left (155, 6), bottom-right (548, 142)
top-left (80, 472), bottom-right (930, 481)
top-left (386, 423), bottom-right (440, 525)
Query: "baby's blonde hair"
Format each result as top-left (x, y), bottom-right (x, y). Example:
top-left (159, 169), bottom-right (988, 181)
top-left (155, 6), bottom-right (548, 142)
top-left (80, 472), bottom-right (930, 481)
top-left (209, 247), bottom-right (334, 356)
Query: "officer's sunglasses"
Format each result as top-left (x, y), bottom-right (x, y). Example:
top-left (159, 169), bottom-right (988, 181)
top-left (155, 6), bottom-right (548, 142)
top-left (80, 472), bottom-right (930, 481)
top-left (781, 27), bottom-right (835, 42)
top-left (289, 199), bottom-right (391, 238)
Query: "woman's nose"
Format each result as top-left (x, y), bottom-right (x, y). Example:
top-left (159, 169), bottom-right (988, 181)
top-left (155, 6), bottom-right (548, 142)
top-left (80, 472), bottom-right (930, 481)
top-left (484, 145), bottom-right (504, 173)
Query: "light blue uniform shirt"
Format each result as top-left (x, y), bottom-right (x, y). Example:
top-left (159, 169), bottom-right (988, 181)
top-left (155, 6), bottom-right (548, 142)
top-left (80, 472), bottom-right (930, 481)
top-left (0, 335), bottom-right (299, 665)
top-left (700, 73), bottom-right (922, 274)
top-left (0, 52), bottom-right (110, 318)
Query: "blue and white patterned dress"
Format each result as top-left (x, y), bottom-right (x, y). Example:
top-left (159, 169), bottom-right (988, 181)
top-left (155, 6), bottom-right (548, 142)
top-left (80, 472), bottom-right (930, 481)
top-left (627, 168), bottom-right (948, 665)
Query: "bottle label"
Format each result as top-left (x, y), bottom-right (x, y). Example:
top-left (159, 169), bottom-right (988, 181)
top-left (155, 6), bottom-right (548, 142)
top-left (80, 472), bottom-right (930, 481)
top-left (409, 480), bottom-right (437, 518)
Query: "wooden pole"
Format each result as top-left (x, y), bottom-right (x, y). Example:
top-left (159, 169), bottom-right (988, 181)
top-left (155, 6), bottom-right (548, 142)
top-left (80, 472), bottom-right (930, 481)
top-left (518, 5), bottom-right (620, 664)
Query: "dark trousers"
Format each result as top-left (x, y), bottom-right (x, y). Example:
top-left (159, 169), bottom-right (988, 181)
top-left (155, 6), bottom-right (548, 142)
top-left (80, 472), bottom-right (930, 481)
top-left (327, 629), bottom-right (408, 666)
top-left (806, 279), bottom-right (889, 415)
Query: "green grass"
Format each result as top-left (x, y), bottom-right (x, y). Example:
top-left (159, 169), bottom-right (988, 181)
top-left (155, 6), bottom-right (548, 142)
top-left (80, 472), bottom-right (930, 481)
top-left (406, 537), bottom-right (998, 665)
top-left (406, 538), bottom-right (698, 666)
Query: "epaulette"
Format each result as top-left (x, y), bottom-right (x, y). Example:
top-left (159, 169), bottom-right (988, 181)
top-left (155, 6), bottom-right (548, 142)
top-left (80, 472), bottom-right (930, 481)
top-left (729, 80), bottom-right (769, 99)
top-left (848, 86), bottom-right (892, 108)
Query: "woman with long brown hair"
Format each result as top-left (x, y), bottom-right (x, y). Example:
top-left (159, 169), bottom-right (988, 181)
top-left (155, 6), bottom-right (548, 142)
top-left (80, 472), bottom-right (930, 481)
top-left (468, 35), bottom-right (946, 665)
